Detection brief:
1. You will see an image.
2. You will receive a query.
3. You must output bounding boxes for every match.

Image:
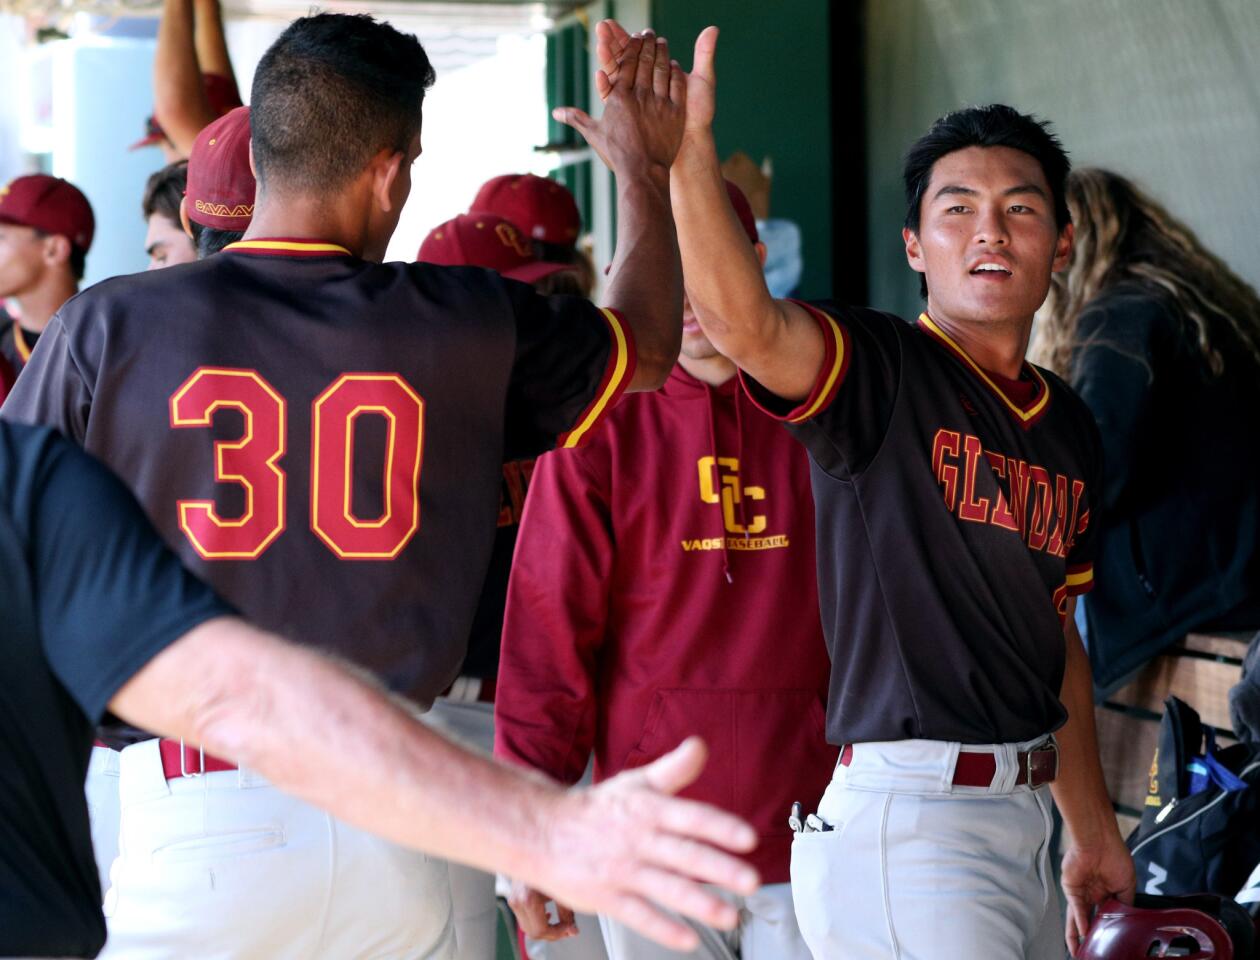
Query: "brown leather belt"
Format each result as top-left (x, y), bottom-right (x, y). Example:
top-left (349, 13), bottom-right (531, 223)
top-left (839, 741), bottom-right (1059, 788)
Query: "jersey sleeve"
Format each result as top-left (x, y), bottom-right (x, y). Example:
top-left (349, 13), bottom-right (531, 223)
top-left (0, 313), bottom-right (93, 442)
top-left (493, 444), bottom-right (613, 786)
top-left (503, 281), bottom-right (636, 459)
top-left (21, 428), bottom-right (232, 723)
top-left (739, 300), bottom-right (901, 478)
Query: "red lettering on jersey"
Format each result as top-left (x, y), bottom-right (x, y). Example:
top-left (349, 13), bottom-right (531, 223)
top-left (169, 368), bottom-right (287, 560)
top-left (931, 429), bottom-right (961, 512)
top-left (958, 434), bottom-right (990, 523)
top-left (1007, 458), bottom-right (1031, 537)
top-left (1026, 466), bottom-right (1054, 552)
top-left (1047, 473), bottom-right (1070, 557)
top-left (1062, 478), bottom-right (1086, 557)
top-left (311, 374), bottom-right (425, 560)
top-left (985, 450), bottom-right (1019, 532)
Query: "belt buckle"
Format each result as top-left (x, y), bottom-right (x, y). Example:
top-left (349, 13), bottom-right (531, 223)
top-left (1027, 738), bottom-right (1059, 787)
top-left (179, 738), bottom-right (206, 779)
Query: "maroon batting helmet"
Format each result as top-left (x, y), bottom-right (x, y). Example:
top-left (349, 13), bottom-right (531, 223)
top-left (1079, 896), bottom-right (1254, 960)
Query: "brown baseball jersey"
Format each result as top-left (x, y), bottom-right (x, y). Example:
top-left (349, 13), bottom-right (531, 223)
top-left (2, 238), bottom-right (633, 740)
top-left (743, 302), bottom-right (1102, 746)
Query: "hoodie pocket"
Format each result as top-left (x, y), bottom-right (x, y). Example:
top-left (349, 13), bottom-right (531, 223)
top-left (622, 688), bottom-right (835, 828)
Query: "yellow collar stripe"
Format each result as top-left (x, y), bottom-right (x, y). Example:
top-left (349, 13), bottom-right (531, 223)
top-left (918, 313), bottom-right (1050, 423)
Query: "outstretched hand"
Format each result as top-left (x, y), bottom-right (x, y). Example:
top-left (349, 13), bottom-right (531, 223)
top-left (525, 737), bottom-right (759, 951)
top-left (551, 29), bottom-right (686, 178)
top-left (595, 19), bottom-right (718, 142)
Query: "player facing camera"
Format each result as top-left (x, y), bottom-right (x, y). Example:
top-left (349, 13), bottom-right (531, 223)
top-left (901, 104), bottom-right (1074, 317)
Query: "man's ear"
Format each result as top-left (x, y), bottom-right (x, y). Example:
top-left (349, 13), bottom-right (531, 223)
top-left (1051, 222), bottom-right (1075, 273)
top-left (42, 233), bottom-right (72, 269)
top-left (903, 226), bottom-right (926, 278)
top-left (248, 140), bottom-right (257, 179)
top-left (371, 149), bottom-right (405, 214)
top-left (179, 196), bottom-right (194, 239)
top-left (754, 241), bottom-right (768, 269)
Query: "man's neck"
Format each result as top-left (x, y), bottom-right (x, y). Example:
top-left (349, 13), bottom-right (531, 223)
top-left (678, 351), bottom-right (738, 387)
top-left (924, 303), bottom-right (1033, 379)
top-left (245, 189), bottom-right (376, 260)
top-left (15, 278), bottom-right (78, 334)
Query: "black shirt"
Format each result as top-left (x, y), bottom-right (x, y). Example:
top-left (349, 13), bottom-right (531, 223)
top-left (1071, 284), bottom-right (1260, 686)
top-left (0, 423), bottom-right (230, 958)
top-left (745, 303), bottom-right (1102, 745)
top-left (2, 240), bottom-right (634, 740)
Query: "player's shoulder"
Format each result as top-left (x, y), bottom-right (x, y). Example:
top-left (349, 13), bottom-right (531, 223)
top-left (54, 259), bottom-right (223, 329)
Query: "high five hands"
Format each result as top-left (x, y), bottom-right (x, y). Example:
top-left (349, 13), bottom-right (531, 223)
top-left (549, 28), bottom-right (687, 180)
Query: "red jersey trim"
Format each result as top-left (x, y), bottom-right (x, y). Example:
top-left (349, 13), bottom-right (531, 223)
top-left (223, 239), bottom-right (353, 258)
top-left (557, 307), bottom-right (636, 449)
top-left (739, 301), bottom-right (850, 423)
top-left (916, 312), bottom-right (1051, 428)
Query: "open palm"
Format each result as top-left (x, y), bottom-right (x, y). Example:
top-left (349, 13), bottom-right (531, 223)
top-left (595, 19), bottom-right (717, 138)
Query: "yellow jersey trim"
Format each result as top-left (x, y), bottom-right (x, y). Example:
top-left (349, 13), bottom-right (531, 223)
top-left (561, 308), bottom-right (631, 449)
top-left (13, 325), bottom-right (31, 363)
top-left (223, 240), bottom-right (352, 255)
top-left (918, 312), bottom-right (1050, 424)
top-left (789, 307), bottom-right (847, 424)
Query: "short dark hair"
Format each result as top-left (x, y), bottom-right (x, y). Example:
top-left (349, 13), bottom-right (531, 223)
top-left (142, 160), bottom-right (188, 226)
top-left (903, 104), bottom-right (1071, 234)
top-left (902, 104), bottom-right (1071, 297)
top-left (250, 14), bottom-right (436, 192)
top-left (188, 221), bottom-right (243, 259)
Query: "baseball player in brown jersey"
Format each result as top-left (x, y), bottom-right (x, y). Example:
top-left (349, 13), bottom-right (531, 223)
top-left (3, 16), bottom-right (761, 959)
top-left (594, 20), bottom-right (1136, 959)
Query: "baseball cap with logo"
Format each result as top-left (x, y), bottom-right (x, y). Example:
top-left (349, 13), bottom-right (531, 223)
top-left (0, 175), bottom-right (95, 252)
top-left (418, 214), bottom-right (574, 285)
top-left (470, 174), bottom-right (581, 247)
top-left (130, 72), bottom-right (244, 151)
top-left (185, 106), bottom-right (255, 232)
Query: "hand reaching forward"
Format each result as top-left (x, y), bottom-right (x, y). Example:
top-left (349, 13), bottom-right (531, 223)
top-left (552, 30), bottom-right (686, 180)
top-left (1061, 834), bottom-right (1137, 956)
top-left (521, 737), bottom-right (759, 951)
top-left (594, 19), bottom-right (719, 142)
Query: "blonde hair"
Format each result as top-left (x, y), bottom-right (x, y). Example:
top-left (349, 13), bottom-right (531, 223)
top-left (1033, 168), bottom-right (1260, 385)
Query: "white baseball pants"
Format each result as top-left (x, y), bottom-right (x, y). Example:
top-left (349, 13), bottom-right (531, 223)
top-left (97, 738), bottom-right (456, 959)
top-left (790, 737), bottom-right (1064, 960)
top-left (597, 882), bottom-right (811, 960)
top-left (85, 744), bottom-right (121, 898)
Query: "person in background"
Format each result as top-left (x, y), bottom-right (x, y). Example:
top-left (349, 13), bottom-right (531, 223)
top-left (495, 181), bottom-right (834, 960)
top-left (472, 173), bottom-right (597, 297)
top-left (1034, 167), bottom-right (1260, 691)
top-left (141, 160), bottom-right (197, 270)
top-left (131, 0), bottom-right (242, 160)
top-left (0, 175), bottom-right (94, 387)
top-left (180, 104), bottom-right (253, 257)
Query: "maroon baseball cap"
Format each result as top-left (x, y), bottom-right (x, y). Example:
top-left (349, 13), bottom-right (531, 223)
top-left (470, 174), bottom-right (581, 247)
top-left (186, 106), bottom-right (255, 232)
top-left (724, 180), bottom-right (759, 245)
top-left (418, 213), bottom-right (574, 284)
top-left (0, 174), bottom-right (95, 252)
top-left (130, 72), bottom-right (244, 151)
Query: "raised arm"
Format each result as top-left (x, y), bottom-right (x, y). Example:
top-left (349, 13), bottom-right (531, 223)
top-left (192, 0), bottom-right (236, 83)
top-left (153, 0), bottom-right (217, 157)
top-left (552, 33), bottom-right (685, 392)
top-left (597, 21), bottom-right (825, 402)
top-left (111, 618), bottom-right (758, 952)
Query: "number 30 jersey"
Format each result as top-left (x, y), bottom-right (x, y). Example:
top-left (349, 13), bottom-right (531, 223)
top-left (3, 240), bottom-right (634, 723)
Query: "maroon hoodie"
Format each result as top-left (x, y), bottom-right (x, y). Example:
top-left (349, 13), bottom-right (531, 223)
top-left (495, 363), bottom-right (836, 883)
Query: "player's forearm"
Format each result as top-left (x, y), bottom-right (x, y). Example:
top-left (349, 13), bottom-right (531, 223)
top-left (115, 619), bottom-right (564, 882)
top-left (603, 170), bottom-right (682, 391)
top-left (192, 0), bottom-right (234, 81)
top-left (154, 0), bottom-right (215, 155)
top-left (1050, 617), bottom-right (1120, 850)
top-left (671, 131), bottom-right (782, 367)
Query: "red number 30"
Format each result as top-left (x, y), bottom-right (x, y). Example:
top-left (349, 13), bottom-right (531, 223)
top-left (169, 368), bottom-right (425, 561)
